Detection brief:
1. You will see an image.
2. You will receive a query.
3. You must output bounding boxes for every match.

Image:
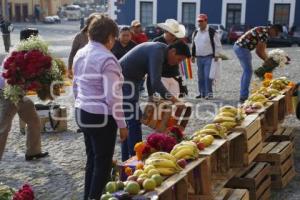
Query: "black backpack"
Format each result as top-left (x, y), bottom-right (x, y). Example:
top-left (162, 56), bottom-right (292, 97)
top-left (191, 27), bottom-right (216, 57)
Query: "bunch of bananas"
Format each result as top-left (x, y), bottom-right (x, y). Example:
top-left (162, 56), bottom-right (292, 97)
top-left (269, 78), bottom-right (289, 91)
top-left (257, 87), bottom-right (280, 99)
top-left (212, 106), bottom-right (244, 130)
top-left (193, 123), bottom-right (227, 138)
top-left (244, 93), bottom-right (268, 109)
top-left (170, 141), bottom-right (199, 160)
top-left (192, 134), bottom-right (215, 147)
top-left (144, 152), bottom-right (182, 176)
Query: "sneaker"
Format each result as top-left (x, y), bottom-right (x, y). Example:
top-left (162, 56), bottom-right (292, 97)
top-left (25, 152), bottom-right (49, 161)
top-left (239, 97), bottom-right (247, 103)
top-left (196, 95), bottom-right (203, 99)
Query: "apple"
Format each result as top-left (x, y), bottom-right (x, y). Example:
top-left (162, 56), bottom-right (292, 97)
top-left (197, 142), bottom-right (205, 150)
top-left (177, 159), bottom-right (187, 169)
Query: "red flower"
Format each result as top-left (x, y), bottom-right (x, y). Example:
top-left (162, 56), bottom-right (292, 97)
top-left (13, 184), bottom-right (34, 200)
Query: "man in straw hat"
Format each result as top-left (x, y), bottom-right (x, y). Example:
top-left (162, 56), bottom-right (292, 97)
top-left (153, 19), bottom-right (187, 97)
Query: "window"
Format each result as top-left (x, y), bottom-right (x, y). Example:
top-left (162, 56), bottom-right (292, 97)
top-left (182, 3), bottom-right (196, 24)
top-left (226, 3), bottom-right (241, 28)
top-left (140, 2), bottom-right (153, 26)
top-left (273, 4), bottom-right (290, 25)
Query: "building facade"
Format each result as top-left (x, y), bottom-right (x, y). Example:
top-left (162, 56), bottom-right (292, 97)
top-left (1, 0), bottom-right (74, 22)
top-left (113, 0), bottom-right (300, 28)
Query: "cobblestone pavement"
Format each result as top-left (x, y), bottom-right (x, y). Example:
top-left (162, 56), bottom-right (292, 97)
top-left (0, 23), bottom-right (300, 199)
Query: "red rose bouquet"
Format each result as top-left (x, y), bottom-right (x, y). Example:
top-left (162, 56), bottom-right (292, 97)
top-left (13, 184), bottom-right (34, 200)
top-left (1, 36), bottom-right (64, 104)
top-left (146, 133), bottom-right (177, 153)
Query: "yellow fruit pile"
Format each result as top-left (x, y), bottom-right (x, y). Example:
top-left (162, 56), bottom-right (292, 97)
top-left (256, 87), bottom-right (280, 99)
top-left (170, 141), bottom-right (199, 160)
top-left (213, 106), bottom-right (244, 131)
top-left (144, 152), bottom-right (182, 176)
top-left (269, 77), bottom-right (290, 91)
top-left (244, 93), bottom-right (268, 109)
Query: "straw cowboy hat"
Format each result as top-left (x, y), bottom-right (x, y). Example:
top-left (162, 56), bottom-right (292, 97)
top-left (157, 19), bottom-right (186, 38)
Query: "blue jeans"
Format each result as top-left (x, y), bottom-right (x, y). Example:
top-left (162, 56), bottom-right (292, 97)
top-left (75, 109), bottom-right (117, 200)
top-left (121, 81), bottom-right (142, 161)
top-left (234, 44), bottom-right (252, 99)
top-left (196, 56), bottom-right (213, 97)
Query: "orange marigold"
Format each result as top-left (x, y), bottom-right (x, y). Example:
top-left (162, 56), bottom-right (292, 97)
top-left (125, 167), bottom-right (133, 176)
top-left (264, 73), bottom-right (273, 80)
top-left (288, 82), bottom-right (296, 87)
top-left (136, 162), bottom-right (144, 170)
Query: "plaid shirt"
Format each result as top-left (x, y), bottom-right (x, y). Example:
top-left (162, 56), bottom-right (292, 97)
top-left (236, 26), bottom-right (269, 51)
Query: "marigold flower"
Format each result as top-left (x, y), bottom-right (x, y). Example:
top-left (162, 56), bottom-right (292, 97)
top-left (125, 167), bottom-right (133, 176)
top-left (264, 73), bottom-right (273, 80)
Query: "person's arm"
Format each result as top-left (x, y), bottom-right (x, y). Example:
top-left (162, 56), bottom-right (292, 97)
top-left (191, 30), bottom-right (197, 63)
top-left (68, 34), bottom-right (82, 75)
top-left (103, 60), bottom-right (127, 129)
top-left (256, 42), bottom-right (268, 61)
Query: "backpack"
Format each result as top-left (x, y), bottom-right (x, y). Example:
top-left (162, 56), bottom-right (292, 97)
top-left (191, 27), bottom-right (216, 57)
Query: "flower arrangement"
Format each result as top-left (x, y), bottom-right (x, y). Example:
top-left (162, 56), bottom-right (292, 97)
top-left (0, 183), bottom-right (34, 200)
top-left (146, 133), bottom-right (177, 153)
top-left (12, 184), bottom-right (34, 200)
top-left (254, 49), bottom-right (290, 79)
top-left (2, 36), bottom-right (64, 104)
top-left (167, 126), bottom-right (184, 143)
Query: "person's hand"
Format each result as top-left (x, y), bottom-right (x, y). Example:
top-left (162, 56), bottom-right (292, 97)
top-left (67, 68), bottom-right (73, 79)
top-left (191, 56), bottom-right (195, 63)
top-left (119, 128), bottom-right (128, 142)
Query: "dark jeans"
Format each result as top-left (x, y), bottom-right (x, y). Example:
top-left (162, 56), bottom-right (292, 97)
top-left (75, 108), bottom-right (117, 200)
top-left (121, 81), bottom-right (142, 161)
top-left (2, 34), bottom-right (10, 52)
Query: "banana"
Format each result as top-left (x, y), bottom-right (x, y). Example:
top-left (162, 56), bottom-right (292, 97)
top-left (174, 148), bottom-right (197, 160)
top-left (219, 106), bottom-right (237, 115)
top-left (199, 135), bottom-right (214, 147)
top-left (145, 158), bottom-right (178, 169)
top-left (252, 102), bottom-right (264, 109)
top-left (220, 121), bottom-right (237, 130)
top-left (155, 167), bottom-right (177, 176)
top-left (195, 129), bottom-right (220, 136)
top-left (213, 116), bottom-right (236, 123)
top-left (170, 144), bottom-right (196, 156)
top-left (149, 152), bottom-right (177, 163)
top-left (218, 111), bottom-right (236, 118)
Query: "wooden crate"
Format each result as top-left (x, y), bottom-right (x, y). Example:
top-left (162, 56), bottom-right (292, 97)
top-left (281, 86), bottom-right (294, 115)
top-left (143, 158), bottom-right (212, 200)
top-left (20, 106), bottom-right (68, 133)
top-left (266, 126), bottom-right (295, 147)
top-left (225, 162), bottom-right (271, 200)
top-left (269, 95), bottom-right (286, 123)
top-left (233, 115), bottom-right (263, 166)
top-left (141, 100), bottom-right (192, 132)
top-left (254, 141), bottom-right (296, 189)
top-left (215, 188), bottom-right (250, 200)
top-left (199, 138), bottom-right (230, 175)
top-left (256, 102), bottom-right (278, 138)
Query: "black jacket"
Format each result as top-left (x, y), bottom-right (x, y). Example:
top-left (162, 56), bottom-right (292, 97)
top-left (0, 20), bottom-right (11, 34)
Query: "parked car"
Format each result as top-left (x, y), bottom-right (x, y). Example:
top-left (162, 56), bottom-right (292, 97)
top-left (267, 36), bottom-right (298, 47)
top-left (182, 23), bottom-right (196, 43)
top-left (209, 24), bottom-right (228, 43)
top-left (52, 15), bottom-right (61, 23)
top-left (43, 16), bottom-right (56, 24)
top-left (228, 25), bottom-right (251, 43)
top-left (144, 25), bottom-right (163, 40)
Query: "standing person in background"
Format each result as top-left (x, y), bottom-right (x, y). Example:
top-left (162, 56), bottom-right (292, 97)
top-left (130, 20), bottom-right (149, 94)
top-left (130, 20), bottom-right (148, 44)
top-left (0, 16), bottom-right (12, 53)
top-left (80, 15), bottom-right (85, 30)
top-left (233, 24), bottom-right (283, 102)
top-left (73, 15), bottom-right (128, 200)
top-left (67, 13), bottom-right (100, 79)
top-left (153, 19), bottom-right (187, 97)
top-left (111, 26), bottom-right (136, 59)
top-left (191, 14), bottom-right (222, 100)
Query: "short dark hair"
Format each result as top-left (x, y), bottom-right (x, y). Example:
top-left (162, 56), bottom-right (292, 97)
top-left (120, 26), bottom-right (131, 32)
top-left (271, 24), bottom-right (283, 33)
top-left (168, 41), bottom-right (191, 58)
top-left (88, 15), bottom-right (119, 44)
